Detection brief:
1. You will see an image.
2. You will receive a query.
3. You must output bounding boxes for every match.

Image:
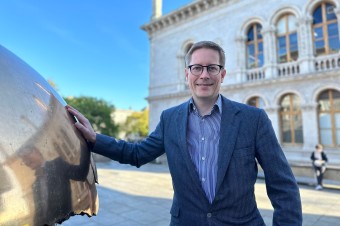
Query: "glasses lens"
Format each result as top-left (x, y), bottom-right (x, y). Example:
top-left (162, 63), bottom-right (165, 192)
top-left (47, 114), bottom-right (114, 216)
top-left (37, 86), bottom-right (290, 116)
top-left (190, 65), bottom-right (203, 75)
top-left (189, 64), bottom-right (221, 76)
top-left (207, 65), bottom-right (220, 75)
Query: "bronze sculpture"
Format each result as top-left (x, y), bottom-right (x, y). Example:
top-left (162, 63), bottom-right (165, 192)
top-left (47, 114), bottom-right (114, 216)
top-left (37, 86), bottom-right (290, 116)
top-left (0, 44), bottom-right (98, 225)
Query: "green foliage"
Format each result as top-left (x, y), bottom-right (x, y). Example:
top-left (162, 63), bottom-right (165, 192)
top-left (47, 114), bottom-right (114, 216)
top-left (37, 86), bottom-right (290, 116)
top-left (47, 79), bottom-right (59, 91)
top-left (124, 108), bottom-right (149, 138)
top-left (64, 96), bottom-right (118, 137)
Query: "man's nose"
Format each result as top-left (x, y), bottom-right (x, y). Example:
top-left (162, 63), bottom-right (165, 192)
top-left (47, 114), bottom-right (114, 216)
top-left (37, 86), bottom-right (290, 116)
top-left (199, 68), bottom-right (210, 78)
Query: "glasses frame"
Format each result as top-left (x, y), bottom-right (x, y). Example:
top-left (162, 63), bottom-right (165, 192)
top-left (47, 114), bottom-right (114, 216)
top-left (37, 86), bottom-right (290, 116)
top-left (187, 64), bottom-right (224, 76)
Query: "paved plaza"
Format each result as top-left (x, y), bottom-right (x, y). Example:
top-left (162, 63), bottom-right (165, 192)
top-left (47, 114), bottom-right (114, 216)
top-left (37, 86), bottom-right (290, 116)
top-left (61, 161), bottom-right (340, 226)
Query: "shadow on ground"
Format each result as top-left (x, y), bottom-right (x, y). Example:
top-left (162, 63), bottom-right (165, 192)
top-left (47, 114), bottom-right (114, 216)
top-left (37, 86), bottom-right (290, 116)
top-left (61, 162), bottom-right (340, 226)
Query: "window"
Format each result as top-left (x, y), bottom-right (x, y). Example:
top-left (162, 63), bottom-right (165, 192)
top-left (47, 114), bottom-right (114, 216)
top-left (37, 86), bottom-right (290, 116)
top-left (247, 96), bottom-right (265, 108)
top-left (277, 14), bottom-right (298, 63)
top-left (183, 43), bottom-right (193, 89)
top-left (318, 89), bottom-right (340, 147)
top-left (247, 23), bottom-right (264, 69)
top-left (313, 3), bottom-right (340, 56)
top-left (185, 43), bottom-right (193, 64)
top-left (280, 94), bottom-right (303, 144)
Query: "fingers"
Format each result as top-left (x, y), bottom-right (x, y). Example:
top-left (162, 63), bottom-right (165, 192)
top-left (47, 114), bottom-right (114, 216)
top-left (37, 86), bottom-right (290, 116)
top-left (67, 106), bottom-right (91, 128)
top-left (65, 105), bottom-right (97, 143)
top-left (66, 105), bottom-right (82, 117)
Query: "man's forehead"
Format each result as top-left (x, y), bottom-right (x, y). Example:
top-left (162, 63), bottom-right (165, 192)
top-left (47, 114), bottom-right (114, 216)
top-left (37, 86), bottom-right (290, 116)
top-left (191, 49), bottom-right (220, 62)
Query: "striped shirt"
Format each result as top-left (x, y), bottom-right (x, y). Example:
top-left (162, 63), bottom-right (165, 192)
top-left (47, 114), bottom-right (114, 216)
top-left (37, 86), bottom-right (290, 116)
top-left (187, 95), bottom-right (222, 203)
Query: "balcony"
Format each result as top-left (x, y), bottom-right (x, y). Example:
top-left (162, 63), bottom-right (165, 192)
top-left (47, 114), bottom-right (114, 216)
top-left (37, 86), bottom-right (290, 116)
top-left (243, 53), bottom-right (340, 83)
top-left (277, 62), bottom-right (300, 77)
top-left (315, 53), bottom-right (340, 72)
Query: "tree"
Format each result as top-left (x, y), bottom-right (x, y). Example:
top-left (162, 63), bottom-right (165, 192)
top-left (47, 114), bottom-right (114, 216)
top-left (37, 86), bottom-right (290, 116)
top-left (64, 96), bottom-right (118, 137)
top-left (47, 79), bottom-right (59, 91)
top-left (124, 107), bottom-right (149, 139)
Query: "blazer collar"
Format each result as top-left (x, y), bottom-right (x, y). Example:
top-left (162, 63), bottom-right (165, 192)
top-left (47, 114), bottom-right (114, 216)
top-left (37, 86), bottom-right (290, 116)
top-left (215, 96), bottom-right (241, 196)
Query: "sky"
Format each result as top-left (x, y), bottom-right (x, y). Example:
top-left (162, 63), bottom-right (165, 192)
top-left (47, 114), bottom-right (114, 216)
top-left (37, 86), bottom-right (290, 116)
top-left (0, 0), bottom-right (192, 111)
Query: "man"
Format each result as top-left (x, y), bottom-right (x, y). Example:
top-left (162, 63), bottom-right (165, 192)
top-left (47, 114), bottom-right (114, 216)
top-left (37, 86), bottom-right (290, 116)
top-left (20, 145), bottom-right (90, 225)
top-left (67, 41), bottom-right (302, 225)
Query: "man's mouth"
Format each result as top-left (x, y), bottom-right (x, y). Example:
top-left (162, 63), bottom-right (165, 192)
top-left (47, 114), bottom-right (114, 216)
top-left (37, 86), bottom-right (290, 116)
top-left (196, 84), bottom-right (213, 86)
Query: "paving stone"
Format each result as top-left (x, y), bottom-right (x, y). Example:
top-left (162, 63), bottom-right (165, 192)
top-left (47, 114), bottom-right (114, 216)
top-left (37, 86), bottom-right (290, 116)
top-left (61, 161), bottom-right (340, 226)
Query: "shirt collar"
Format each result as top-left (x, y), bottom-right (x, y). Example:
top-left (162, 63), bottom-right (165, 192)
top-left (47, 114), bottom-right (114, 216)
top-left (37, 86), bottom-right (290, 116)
top-left (189, 94), bottom-right (222, 115)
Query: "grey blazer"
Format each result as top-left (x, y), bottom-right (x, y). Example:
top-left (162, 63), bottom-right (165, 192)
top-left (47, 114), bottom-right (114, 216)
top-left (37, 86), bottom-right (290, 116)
top-left (93, 95), bottom-right (302, 226)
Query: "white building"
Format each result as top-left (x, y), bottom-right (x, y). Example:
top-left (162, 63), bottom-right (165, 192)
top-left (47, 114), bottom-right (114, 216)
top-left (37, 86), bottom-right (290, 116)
top-left (111, 109), bottom-right (134, 139)
top-left (141, 0), bottom-right (340, 172)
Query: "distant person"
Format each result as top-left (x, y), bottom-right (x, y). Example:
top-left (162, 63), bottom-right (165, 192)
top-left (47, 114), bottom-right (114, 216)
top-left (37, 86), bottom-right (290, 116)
top-left (20, 145), bottom-right (90, 226)
top-left (311, 144), bottom-right (328, 190)
top-left (67, 41), bottom-right (302, 225)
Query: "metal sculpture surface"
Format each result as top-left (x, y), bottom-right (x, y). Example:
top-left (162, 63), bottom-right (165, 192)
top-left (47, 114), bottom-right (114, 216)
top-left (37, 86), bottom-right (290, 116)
top-left (0, 44), bottom-right (98, 225)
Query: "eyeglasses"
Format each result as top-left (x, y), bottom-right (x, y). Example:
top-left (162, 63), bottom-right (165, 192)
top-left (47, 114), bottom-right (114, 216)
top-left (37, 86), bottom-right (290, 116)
top-left (187, 64), bottom-right (223, 76)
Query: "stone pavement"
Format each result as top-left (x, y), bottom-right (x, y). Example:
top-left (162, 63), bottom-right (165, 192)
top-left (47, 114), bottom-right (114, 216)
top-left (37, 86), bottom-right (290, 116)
top-left (61, 161), bottom-right (340, 226)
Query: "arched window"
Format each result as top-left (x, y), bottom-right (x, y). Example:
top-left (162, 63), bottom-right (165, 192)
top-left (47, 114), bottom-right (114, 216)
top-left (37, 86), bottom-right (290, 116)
top-left (277, 14), bottom-right (298, 63)
top-left (183, 43), bottom-right (193, 90)
top-left (247, 96), bottom-right (265, 108)
top-left (280, 94), bottom-right (303, 144)
top-left (184, 43), bottom-right (193, 66)
top-left (318, 89), bottom-right (340, 147)
top-left (247, 23), bottom-right (263, 69)
top-left (313, 2), bottom-right (340, 56)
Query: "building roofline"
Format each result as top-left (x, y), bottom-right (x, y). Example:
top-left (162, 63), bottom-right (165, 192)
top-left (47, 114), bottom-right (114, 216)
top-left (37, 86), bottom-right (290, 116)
top-left (141, 0), bottom-right (231, 36)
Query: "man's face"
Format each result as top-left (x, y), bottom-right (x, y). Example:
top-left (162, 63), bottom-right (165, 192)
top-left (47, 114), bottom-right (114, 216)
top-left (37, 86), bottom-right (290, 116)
top-left (185, 48), bottom-right (226, 102)
top-left (22, 150), bottom-right (43, 170)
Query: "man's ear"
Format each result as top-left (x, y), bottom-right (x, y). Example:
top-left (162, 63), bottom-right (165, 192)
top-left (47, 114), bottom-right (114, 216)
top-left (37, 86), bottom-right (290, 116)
top-left (185, 68), bottom-right (189, 81)
top-left (221, 68), bottom-right (226, 83)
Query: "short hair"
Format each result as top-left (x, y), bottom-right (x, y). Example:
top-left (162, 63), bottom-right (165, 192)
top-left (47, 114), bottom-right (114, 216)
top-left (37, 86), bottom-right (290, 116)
top-left (315, 144), bottom-right (323, 149)
top-left (185, 41), bottom-right (226, 67)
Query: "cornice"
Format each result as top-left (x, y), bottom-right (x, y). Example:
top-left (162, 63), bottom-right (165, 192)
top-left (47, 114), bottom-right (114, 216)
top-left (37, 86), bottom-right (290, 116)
top-left (141, 0), bottom-right (231, 36)
top-left (147, 90), bottom-right (191, 102)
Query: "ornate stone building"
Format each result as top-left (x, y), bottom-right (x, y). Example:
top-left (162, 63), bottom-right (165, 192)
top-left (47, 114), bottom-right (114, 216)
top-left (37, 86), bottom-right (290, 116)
top-left (141, 0), bottom-right (340, 171)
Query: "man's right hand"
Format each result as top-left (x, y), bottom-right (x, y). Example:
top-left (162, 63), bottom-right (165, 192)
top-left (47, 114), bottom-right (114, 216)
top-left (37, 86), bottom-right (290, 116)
top-left (66, 105), bottom-right (97, 144)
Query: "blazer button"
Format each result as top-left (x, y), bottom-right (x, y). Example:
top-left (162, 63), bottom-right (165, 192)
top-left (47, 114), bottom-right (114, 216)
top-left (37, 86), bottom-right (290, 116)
top-left (207, 213), bottom-right (212, 218)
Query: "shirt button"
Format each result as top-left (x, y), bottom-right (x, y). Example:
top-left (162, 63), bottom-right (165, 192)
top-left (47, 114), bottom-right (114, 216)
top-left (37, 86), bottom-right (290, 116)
top-left (207, 213), bottom-right (212, 218)
top-left (202, 178), bottom-right (206, 182)
top-left (201, 137), bottom-right (205, 141)
top-left (201, 157), bottom-right (205, 161)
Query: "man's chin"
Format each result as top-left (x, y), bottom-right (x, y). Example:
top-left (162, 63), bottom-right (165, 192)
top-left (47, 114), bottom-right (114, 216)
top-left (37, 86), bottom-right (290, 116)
top-left (195, 94), bottom-right (216, 100)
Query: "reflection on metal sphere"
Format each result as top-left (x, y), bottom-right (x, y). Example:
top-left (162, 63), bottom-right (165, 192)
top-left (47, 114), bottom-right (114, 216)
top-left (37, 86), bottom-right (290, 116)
top-left (0, 44), bottom-right (98, 225)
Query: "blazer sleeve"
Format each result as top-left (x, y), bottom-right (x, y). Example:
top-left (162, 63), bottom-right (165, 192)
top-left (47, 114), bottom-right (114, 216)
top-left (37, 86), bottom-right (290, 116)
top-left (91, 112), bottom-right (166, 167)
top-left (255, 110), bottom-right (302, 226)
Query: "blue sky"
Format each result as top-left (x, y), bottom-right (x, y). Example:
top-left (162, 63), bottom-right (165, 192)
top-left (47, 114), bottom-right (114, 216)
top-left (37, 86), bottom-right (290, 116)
top-left (0, 0), bottom-right (192, 111)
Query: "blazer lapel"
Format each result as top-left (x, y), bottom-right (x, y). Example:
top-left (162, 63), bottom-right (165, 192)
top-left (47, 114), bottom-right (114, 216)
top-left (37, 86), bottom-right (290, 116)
top-left (215, 97), bottom-right (241, 194)
top-left (176, 102), bottom-right (207, 194)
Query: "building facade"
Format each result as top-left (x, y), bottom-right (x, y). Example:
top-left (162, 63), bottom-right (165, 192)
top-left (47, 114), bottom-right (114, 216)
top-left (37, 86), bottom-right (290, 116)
top-left (111, 109), bottom-right (135, 139)
top-left (141, 0), bottom-right (340, 166)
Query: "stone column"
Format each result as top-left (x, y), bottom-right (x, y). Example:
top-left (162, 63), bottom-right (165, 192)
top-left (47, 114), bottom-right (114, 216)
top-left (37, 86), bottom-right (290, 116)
top-left (264, 105), bottom-right (281, 141)
top-left (262, 25), bottom-right (277, 79)
top-left (234, 35), bottom-right (247, 83)
top-left (301, 103), bottom-right (319, 152)
top-left (297, 15), bottom-right (314, 74)
top-left (152, 0), bottom-right (162, 20)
